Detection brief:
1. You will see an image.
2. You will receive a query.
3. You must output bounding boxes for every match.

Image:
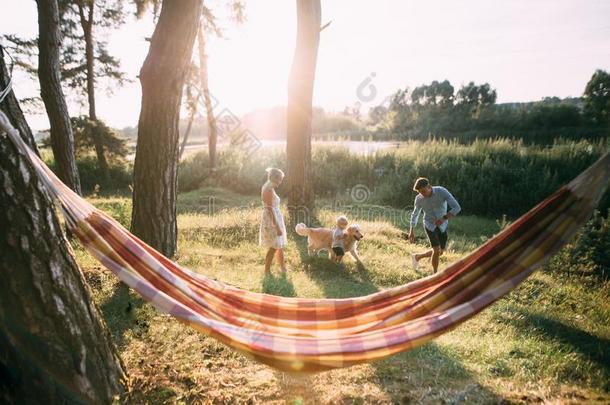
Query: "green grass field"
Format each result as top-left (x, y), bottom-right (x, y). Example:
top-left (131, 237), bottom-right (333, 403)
top-left (74, 188), bottom-right (609, 404)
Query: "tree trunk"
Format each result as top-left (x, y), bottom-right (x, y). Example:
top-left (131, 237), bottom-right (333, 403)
top-left (78, 1), bottom-right (110, 182)
top-left (286, 0), bottom-right (320, 212)
top-left (131, 0), bottom-right (202, 257)
top-left (198, 25), bottom-right (218, 171)
top-left (178, 105), bottom-right (196, 161)
top-left (37, 0), bottom-right (81, 194)
top-left (0, 51), bottom-right (126, 405)
top-left (0, 46), bottom-right (38, 155)
top-left (78, 2), bottom-right (97, 121)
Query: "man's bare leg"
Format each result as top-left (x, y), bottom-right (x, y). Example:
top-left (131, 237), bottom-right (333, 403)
top-left (414, 249), bottom-right (433, 262)
top-left (431, 247), bottom-right (444, 273)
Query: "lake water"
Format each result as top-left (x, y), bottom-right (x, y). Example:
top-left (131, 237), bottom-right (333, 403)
top-left (181, 140), bottom-right (403, 158)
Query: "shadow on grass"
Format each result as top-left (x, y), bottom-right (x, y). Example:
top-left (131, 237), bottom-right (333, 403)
top-left (99, 282), bottom-right (147, 349)
top-left (273, 372), bottom-right (323, 404)
top-left (262, 271), bottom-right (297, 297)
top-left (372, 342), bottom-right (507, 403)
top-left (500, 311), bottom-right (610, 377)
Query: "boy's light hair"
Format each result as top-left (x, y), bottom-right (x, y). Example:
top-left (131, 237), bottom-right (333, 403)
top-left (413, 177), bottom-right (430, 191)
top-left (336, 215), bottom-right (348, 228)
top-left (265, 167), bottom-right (285, 184)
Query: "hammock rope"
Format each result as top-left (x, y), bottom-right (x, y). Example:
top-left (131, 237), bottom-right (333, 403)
top-left (1, 111), bottom-right (608, 372)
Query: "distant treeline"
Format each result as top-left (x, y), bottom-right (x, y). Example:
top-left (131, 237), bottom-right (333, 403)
top-left (366, 69), bottom-right (610, 144)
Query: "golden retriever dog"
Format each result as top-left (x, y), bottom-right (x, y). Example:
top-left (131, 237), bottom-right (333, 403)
top-left (295, 223), bottom-right (364, 262)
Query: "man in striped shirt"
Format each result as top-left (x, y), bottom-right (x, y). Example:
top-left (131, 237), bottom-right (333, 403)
top-left (408, 177), bottom-right (461, 273)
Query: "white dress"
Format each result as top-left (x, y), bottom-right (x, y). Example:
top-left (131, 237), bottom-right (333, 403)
top-left (259, 182), bottom-right (288, 249)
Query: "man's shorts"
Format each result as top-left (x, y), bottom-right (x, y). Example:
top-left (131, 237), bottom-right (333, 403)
top-left (425, 227), bottom-right (448, 250)
top-left (332, 246), bottom-right (345, 256)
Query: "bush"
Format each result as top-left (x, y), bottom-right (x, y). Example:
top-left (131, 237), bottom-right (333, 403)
top-left (178, 147), bottom-right (285, 194)
top-left (569, 211), bottom-right (610, 279)
top-left (45, 153), bottom-right (132, 195)
top-left (374, 138), bottom-right (606, 216)
top-left (547, 211), bottom-right (610, 281)
top-left (75, 156), bottom-right (132, 194)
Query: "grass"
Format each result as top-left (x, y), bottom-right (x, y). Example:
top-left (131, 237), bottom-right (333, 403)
top-left (74, 187), bottom-right (610, 404)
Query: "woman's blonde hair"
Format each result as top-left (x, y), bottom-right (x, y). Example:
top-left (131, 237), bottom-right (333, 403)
top-left (265, 167), bottom-right (285, 184)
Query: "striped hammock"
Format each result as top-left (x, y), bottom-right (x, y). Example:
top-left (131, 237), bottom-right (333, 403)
top-left (1, 112), bottom-right (609, 373)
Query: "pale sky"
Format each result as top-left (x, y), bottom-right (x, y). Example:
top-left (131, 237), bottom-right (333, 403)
top-left (1, 0), bottom-right (609, 130)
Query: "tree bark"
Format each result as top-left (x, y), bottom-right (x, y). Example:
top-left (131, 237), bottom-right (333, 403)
top-left (37, 0), bottom-right (82, 194)
top-left (0, 46), bottom-right (38, 155)
top-left (77, 1), bottom-right (110, 182)
top-left (131, 0), bottom-right (202, 257)
top-left (178, 104), bottom-right (196, 161)
top-left (0, 51), bottom-right (126, 405)
top-left (198, 25), bottom-right (218, 171)
top-left (286, 0), bottom-right (321, 211)
top-left (76, 1), bottom-right (97, 121)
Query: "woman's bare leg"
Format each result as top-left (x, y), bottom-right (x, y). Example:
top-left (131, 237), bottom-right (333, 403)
top-left (265, 248), bottom-right (275, 272)
top-left (276, 248), bottom-right (287, 272)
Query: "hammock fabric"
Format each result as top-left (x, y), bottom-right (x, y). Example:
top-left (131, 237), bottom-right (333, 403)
top-left (1, 112), bottom-right (609, 373)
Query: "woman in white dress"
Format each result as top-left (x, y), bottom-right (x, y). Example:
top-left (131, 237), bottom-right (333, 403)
top-left (260, 167), bottom-right (288, 273)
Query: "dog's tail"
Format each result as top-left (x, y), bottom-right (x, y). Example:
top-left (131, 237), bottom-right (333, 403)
top-left (295, 223), bottom-right (310, 236)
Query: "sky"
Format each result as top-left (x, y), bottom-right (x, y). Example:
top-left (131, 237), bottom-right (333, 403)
top-left (1, 0), bottom-right (609, 131)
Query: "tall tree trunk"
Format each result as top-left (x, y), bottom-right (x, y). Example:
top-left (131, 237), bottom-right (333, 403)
top-left (0, 46), bottom-right (38, 155)
top-left (198, 25), bottom-right (218, 171)
top-left (37, 0), bottom-right (81, 194)
top-left (0, 50), bottom-right (126, 405)
top-left (79, 2), bottom-right (97, 121)
top-left (78, 1), bottom-right (110, 182)
top-left (286, 0), bottom-right (321, 212)
top-left (179, 78), bottom-right (198, 161)
top-left (131, 0), bottom-right (202, 257)
top-left (178, 105), bottom-right (196, 161)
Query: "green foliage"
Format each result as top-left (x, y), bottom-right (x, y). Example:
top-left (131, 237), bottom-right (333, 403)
top-left (41, 117), bottom-right (130, 186)
top-left (58, 0), bottom-right (129, 100)
top-left (369, 139), bottom-right (606, 217)
top-left (134, 0), bottom-right (161, 18)
top-left (75, 156), bottom-right (131, 193)
top-left (44, 153), bottom-right (132, 194)
top-left (583, 69), bottom-right (610, 125)
top-left (382, 77), bottom-right (609, 143)
top-left (177, 138), bottom-right (609, 217)
top-left (2, 1), bottom-right (130, 106)
top-left (313, 108), bottom-right (362, 134)
top-left (178, 147), bottom-right (286, 194)
top-left (411, 79), bottom-right (456, 106)
top-left (70, 116), bottom-right (128, 160)
top-left (368, 105), bottom-right (388, 126)
top-left (456, 81), bottom-right (497, 110)
top-left (548, 211), bottom-right (610, 281)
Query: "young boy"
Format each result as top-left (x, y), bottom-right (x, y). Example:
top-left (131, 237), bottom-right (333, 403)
top-left (332, 215), bottom-right (349, 263)
top-left (408, 177), bottom-right (461, 273)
